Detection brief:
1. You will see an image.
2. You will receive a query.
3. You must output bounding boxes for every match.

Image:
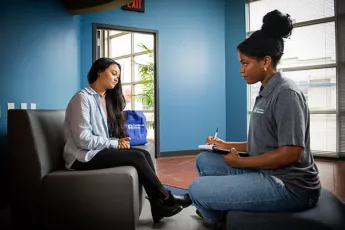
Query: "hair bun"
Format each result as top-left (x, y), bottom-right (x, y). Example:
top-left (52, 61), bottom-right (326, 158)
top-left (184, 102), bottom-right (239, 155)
top-left (261, 10), bottom-right (293, 39)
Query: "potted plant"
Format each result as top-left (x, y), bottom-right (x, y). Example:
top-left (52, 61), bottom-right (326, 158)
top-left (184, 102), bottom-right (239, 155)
top-left (131, 43), bottom-right (155, 130)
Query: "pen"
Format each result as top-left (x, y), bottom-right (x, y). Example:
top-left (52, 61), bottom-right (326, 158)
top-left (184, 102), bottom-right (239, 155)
top-left (214, 128), bottom-right (218, 140)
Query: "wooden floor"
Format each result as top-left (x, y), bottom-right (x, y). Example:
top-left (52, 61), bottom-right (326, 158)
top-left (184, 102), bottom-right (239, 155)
top-left (156, 156), bottom-right (345, 202)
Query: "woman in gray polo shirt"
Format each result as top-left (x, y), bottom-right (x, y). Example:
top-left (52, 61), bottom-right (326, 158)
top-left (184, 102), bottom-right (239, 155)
top-left (188, 10), bottom-right (321, 229)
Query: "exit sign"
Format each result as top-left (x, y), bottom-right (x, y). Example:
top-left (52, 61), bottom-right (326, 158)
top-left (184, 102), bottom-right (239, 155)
top-left (122, 0), bottom-right (145, 13)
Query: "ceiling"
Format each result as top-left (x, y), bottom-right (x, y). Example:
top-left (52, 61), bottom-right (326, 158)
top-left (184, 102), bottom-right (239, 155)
top-left (62, 0), bottom-right (134, 14)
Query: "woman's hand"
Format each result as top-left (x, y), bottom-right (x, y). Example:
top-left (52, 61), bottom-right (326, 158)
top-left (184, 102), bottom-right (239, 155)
top-left (205, 136), bottom-right (225, 147)
top-left (223, 148), bottom-right (240, 168)
top-left (118, 137), bottom-right (131, 149)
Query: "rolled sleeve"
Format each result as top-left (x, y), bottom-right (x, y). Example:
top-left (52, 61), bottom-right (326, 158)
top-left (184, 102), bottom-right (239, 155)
top-left (110, 139), bottom-right (119, 149)
top-left (274, 89), bottom-right (307, 148)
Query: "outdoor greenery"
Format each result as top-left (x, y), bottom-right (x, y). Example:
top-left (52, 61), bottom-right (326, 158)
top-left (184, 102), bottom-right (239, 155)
top-left (131, 43), bottom-right (154, 129)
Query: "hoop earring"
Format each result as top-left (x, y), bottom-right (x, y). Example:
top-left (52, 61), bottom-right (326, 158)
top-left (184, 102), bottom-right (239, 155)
top-left (263, 67), bottom-right (267, 71)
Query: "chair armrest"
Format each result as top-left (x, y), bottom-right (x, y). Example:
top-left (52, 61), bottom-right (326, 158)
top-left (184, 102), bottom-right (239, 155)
top-left (40, 166), bottom-right (143, 230)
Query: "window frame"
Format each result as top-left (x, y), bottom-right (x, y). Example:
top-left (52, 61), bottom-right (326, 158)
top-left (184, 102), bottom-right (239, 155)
top-left (107, 31), bottom-right (154, 112)
top-left (245, 0), bottom-right (338, 155)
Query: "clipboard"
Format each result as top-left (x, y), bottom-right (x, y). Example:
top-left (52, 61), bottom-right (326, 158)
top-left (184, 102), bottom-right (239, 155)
top-left (198, 144), bottom-right (231, 155)
top-left (198, 145), bottom-right (249, 156)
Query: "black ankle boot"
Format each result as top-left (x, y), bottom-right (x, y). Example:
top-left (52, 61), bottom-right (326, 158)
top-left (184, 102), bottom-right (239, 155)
top-left (146, 197), bottom-right (183, 223)
top-left (196, 209), bottom-right (203, 219)
top-left (162, 191), bottom-right (193, 208)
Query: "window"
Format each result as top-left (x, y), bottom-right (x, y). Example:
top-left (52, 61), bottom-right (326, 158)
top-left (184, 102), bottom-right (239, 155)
top-left (248, 0), bottom-right (334, 31)
top-left (246, 0), bottom-right (337, 154)
top-left (98, 29), bottom-right (155, 140)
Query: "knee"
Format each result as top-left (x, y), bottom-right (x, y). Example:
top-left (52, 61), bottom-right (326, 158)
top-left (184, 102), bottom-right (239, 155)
top-left (188, 179), bottom-right (199, 196)
top-left (196, 151), bottom-right (212, 168)
top-left (188, 178), bottom-right (203, 202)
top-left (132, 148), bottom-right (152, 158)
top-left (130, 150), bottom-right (146, 161)
top-left (141, 149), bottom-right (152, 159)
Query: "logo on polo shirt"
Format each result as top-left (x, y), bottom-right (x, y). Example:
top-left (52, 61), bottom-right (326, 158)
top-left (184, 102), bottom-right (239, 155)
top-left (253, 107), bottom-right (265, 114)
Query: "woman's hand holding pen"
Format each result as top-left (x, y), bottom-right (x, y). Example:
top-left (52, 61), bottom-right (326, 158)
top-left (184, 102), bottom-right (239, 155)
top-left (205, 136), bottom-right (225, 147)
top-left (223, 148), bottom-right (241, 168)
top-left (118, 137), bottom-right (131, 149)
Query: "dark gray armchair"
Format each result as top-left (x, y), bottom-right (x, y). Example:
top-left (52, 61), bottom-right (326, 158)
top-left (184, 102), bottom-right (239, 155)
top-left (8, 109), bottom-right (150, 230)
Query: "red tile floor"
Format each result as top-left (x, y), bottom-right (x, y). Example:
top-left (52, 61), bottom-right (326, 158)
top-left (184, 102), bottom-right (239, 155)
top-left (156, 156), bottom-right (345, 202)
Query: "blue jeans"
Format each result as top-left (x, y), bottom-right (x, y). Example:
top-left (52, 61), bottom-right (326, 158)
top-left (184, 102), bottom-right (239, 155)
top-left (188, 152), bottom-right (307, 225)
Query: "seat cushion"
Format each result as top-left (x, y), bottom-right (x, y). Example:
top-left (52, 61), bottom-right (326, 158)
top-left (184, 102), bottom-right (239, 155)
top-left (226, 188), bottom-right (345, 230)
top-left (133, 142), bottom-right (155, 159)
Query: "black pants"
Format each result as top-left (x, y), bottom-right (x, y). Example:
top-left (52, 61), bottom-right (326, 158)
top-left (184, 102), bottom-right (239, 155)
top-left (71, 147), bottom-right (167, 200)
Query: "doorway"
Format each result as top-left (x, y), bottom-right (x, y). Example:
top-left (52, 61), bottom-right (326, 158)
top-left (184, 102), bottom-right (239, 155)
top-left (92, 24), bottom-right (160, 158)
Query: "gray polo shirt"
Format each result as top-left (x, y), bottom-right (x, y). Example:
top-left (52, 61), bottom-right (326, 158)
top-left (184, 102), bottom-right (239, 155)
top-left (248, 71), bottom-right (321, 201)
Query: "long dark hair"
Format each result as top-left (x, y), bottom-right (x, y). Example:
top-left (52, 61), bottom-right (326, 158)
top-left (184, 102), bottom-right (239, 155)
top-left (87, 57), bottom-right (128, 138)
top-left (237, 10), bottom-right (293, 67)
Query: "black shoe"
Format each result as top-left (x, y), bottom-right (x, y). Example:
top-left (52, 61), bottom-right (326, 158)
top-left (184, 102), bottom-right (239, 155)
top-left (202, 220), bottom-right (226, 230)
top-left (162, 191), bottom-right (193, 208)
top-left (146, 197), bottom-right (183, 223)
top-left (196, 209), bottom-right (203, 219)
top-left (196, 209), bottom-right (225, 229)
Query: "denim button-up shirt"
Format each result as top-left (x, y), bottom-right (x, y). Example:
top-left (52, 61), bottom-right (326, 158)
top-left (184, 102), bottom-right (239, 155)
top-left (63, 86), bottom-right (118, 169)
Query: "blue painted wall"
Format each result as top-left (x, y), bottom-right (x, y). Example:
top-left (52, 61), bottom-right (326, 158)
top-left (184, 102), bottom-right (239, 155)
top-left (0, 0), bottom-right (247, 208)
top-left (225, 0), bottom-right (247, 142)
top-left (0, 0), bottom-right (81, 117)
top-left (80, 0), bottom-right (229, 152)
top-left (0, 0), bottom-right (81, 207)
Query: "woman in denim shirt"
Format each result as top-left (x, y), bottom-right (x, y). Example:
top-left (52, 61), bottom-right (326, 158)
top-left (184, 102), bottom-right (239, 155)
top-left (63, 58), bottom-right (192, 223)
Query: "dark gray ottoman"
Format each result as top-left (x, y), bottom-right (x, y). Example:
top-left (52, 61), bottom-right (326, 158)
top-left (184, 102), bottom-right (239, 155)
top-left (226, 188), bottom-right (345, 230)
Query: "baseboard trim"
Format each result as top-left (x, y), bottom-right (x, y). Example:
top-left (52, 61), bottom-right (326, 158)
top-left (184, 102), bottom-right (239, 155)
top-left (159, 149), bottom-right (200, 158)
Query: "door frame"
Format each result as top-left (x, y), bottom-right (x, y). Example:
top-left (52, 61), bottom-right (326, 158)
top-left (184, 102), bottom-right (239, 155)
top-left (92, 23), bottom-right (160, 158)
